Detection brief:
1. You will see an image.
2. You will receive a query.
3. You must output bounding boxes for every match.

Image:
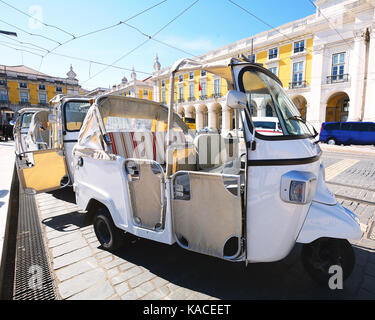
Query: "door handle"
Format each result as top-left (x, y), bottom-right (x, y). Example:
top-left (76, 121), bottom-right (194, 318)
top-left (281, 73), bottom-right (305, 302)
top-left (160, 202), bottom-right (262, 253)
top-left (77, 157), bottom-right (84, 167)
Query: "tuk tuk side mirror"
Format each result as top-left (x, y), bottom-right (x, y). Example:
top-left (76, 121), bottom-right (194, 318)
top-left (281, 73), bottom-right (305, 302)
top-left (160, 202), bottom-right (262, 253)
top-left (226, 90), bottom-right (247, 110)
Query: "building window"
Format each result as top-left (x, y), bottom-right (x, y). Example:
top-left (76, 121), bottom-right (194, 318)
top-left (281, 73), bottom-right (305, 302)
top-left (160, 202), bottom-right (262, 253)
top-left (161, 80), bottom-right (166, 87)
top-left (161, 89), bottom-right (166, 104)
top-left (200, 81), bottom-right (207, 98)
top-left (0, 90), bottom-right (8, 102)
top-left (268, 47), bottom-right (278, 60)
top-left (268, 67), bottom-right (277, 76)
top-left (292, 61), bottom-right (304, 86)
top-left (294, 40), bottom-right (305, 53)
top-left (332, 52), bottom-right (345, 81)
top-left (0, 80), bottom-right (7, 86)
top-left (19, 82), bottom-right (28, 88)
top-left (178, 75), bottom-right (184, 82)
top-left (56, 86), bottom-right (62, 92)
top-left (143, 90), bottom-right (148, 96)
top-left (189, 83), bottom-right (194, 100)
top-left (39, 84), bottom-right (46, 90)
top-left (178, 86), bottom-right (184, 102)
top-left (20, 91), bottom-right (29, 103)
top-left (189, 72), bottom-right (194, 80)
top-left (200, 70), bottom-right (206, 77)
top-left (214, 78), bottom-right (221, 97)
top-left (39, 93), bottom-right (47, 104)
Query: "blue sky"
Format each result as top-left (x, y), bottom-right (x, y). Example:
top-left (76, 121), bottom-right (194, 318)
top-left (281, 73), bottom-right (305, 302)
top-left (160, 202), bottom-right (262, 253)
top-left (0, 0), bottom-right (316, 90)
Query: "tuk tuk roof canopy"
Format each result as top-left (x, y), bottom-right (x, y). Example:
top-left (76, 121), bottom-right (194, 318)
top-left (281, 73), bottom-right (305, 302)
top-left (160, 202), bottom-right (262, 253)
top-left (95, 95), bottom-right (189, 132)
top-left (17, 107), bottom-right (49, 115)
top-left (74, 95), bottom-right (190, 161)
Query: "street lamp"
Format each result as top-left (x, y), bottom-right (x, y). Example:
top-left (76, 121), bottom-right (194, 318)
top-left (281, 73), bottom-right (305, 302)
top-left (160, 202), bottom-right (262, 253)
top-left (0, 30), bottom-right (17, 37)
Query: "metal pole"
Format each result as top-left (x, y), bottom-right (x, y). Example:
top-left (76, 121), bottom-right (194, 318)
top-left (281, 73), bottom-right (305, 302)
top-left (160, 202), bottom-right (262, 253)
top-left (166, 71), bottom-right (176, 176)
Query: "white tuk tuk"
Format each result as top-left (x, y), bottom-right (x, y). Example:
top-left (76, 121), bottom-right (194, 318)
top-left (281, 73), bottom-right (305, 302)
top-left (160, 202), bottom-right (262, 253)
top-left (15, 95), bottom-right (91, 193)
top-left (72, 57), bottom-right (362, 285)
top-left (14, 107), bottom-right (50, 155)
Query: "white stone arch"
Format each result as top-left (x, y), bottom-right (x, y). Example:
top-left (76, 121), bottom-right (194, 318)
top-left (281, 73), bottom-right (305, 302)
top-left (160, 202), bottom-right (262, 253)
top-left (185, 105), bottom-right (196, 119)
top-left (249, 99), bottom-right (258, 116)
top-left (196, 104), bottom-right (208, 130)
top-left (208, 102), bottom-right (222, 131)
top-left (177, 105), bottom-right (185, 119)
top-left (324, 91), bottom-right (350, 122)
top-left (291, 94), bottom-right (308, 120)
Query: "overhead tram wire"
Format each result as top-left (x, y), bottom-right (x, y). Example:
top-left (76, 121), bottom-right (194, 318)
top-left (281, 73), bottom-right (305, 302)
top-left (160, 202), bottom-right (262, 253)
top-left (81, 0), bottom-right (200, 85)
top-left (1, 0), bottom-right (195, 73)
top-left (227, 0), bottom-right (336, 61)
top-left (306, 0), bottom-right (367, 65)
top-left (306, 0), bottom-right (354, 49)
top-left (38, 0), bottom-right (169, 68)
top-left (0, 41), bottom-right (153, 76)
top-left (0, 18), bottom-right (61, 45)
top-left (0, 0), bottom-right (76, 38)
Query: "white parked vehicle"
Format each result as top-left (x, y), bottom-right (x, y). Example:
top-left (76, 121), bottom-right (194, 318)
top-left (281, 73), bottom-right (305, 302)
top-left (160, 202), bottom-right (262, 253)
top-left (70, 57), bottom-right (361, 285)
top-left (252, 116), bottom-right (283, 136)
top-left (15, 95), bottom-right (91, 193)
top-left (14, 107), bottom-right (49, 155)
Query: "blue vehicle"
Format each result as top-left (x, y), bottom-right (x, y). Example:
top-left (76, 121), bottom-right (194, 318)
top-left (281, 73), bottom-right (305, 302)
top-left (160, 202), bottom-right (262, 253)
top-left (319, 121), bottom-right (375, 145)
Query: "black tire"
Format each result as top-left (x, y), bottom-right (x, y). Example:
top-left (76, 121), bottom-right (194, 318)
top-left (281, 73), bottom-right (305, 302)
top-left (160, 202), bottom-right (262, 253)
top-left (301, 238), bottom-right (355, 286)
top-left (326, 137), bottom-right (336, 145)
top-left (93, 208), bottom-right (124, 252)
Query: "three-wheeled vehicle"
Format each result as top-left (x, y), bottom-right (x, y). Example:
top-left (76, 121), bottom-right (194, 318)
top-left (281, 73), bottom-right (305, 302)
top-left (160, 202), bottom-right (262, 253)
top-left (72, 57), bottom-right (362, 285)
top-left (14, 107), bottom-right (49, 154)
top-left (15, 95), bottom-right (91, 193)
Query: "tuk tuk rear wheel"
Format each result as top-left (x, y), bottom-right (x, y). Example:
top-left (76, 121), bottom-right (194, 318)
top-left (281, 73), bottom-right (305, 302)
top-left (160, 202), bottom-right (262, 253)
top-left (93, 208), bottom-right (124, 252)
top-left (301, 238), bottom-right (355, 286)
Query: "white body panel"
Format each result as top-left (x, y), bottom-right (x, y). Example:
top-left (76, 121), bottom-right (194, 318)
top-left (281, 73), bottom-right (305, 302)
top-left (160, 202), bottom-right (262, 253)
top-left (72, 62), bottom-right (362, 266)
top-left (296, 201), bottom-right (362, 243)
top-left (245, 140), bottom-right (321, 262)
top-left (73, 155), bottom-right (175, 245)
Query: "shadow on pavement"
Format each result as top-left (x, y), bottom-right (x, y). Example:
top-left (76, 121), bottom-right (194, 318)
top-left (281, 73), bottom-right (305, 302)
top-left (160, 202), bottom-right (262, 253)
top-left (41, 186), bottom-right (375, 300)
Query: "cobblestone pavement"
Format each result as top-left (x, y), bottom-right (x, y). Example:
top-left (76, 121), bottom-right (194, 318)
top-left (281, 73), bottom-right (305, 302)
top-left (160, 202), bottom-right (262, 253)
top-left (32, 151), bottom-right (375, 300)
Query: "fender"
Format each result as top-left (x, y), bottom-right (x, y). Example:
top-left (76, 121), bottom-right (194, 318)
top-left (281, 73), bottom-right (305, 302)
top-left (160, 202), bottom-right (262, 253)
top-left (74, 179), bottom-right (127, 229)
top-left (296, 201), bottom-right (362, 244)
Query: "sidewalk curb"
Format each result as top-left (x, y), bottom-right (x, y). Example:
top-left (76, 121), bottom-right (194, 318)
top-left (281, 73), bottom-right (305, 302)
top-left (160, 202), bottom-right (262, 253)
top-left (320, 143), bottom-right (375, 156)
top-left (0, 164), bottom-right (19, 299)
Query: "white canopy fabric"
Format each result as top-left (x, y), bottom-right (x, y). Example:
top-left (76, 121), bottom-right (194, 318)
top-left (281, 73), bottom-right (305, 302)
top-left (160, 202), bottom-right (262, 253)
top-left (25, 110), bottom-right (50, 149)
top-left (73, 95), bottom-right (190, 160)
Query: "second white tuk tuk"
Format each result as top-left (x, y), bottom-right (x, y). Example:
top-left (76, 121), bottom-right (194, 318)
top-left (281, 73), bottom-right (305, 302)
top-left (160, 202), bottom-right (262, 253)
top-left (15, 95), bottom-right (91, 193)
top-left (14, 107), bottom-right (50, 155)
top-left (72, 57), bottom-right (362, 285)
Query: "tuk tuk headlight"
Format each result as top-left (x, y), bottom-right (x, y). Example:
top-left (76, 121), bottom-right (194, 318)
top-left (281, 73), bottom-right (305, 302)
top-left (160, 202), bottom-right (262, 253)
top-left (280, 171), bottom-right (317, 204)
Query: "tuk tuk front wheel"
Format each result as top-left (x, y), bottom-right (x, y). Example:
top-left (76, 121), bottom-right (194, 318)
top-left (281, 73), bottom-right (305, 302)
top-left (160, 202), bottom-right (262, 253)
top-left (93, 208), bottom-right (124, 252)
top-left (301, 238), bottom-right (355, 286)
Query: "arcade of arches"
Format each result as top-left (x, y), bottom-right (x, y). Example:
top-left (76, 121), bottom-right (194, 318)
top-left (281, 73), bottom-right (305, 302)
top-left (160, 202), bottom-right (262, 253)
top-left (177, 102), bottom-right (233, 132)
top-left (176, 92), bottom-right (351, 132)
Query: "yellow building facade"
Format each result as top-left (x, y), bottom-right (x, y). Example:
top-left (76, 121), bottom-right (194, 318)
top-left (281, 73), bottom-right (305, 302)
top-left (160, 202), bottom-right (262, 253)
top-left (0, 65), bottom-right (80, 121)
top-left (153, 35), bottom-right (314, 133)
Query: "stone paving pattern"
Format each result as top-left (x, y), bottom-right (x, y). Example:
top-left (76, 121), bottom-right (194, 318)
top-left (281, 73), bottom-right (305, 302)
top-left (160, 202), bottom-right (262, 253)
top-left (32, 152), bottom-right (375, 300)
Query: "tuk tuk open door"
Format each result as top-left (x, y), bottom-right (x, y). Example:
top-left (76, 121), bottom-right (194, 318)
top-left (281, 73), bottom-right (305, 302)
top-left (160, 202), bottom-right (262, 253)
top-left (17, 148), bottom-right (68, 193)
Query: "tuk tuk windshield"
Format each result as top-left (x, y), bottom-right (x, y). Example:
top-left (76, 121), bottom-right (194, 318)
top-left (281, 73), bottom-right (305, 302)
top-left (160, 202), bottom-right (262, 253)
top-left (64, 101), bottom-right (91, 132)
top-left (241, 69), bottom-right (313, 137)
top-left (21, 113), bottom-right (34, 128)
